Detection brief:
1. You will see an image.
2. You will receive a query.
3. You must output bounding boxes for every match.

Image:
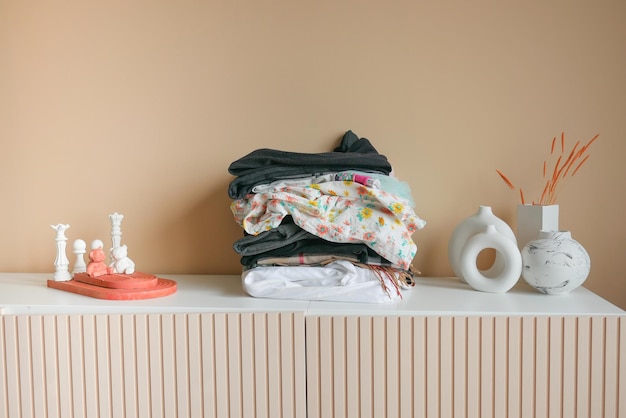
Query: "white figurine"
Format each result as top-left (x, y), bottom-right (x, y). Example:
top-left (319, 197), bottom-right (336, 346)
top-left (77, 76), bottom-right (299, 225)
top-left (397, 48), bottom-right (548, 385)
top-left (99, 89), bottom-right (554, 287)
top-left (72, 239), bottom-right (87, 275)
top-left (109, 245), bottom-right (135, 275)
top-left (51, 224), bottom-right (72, 281)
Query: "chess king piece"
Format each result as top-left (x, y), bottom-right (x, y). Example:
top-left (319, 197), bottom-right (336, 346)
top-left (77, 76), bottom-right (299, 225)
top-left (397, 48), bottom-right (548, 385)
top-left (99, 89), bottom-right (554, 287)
top-left (86, 240), bottom-right (109, 278)
top-left (51, 224), bottom-right (72, 281)
top-left (72, 239), bottom-right (87, 275)
top-left (109, 212), bottom-right (124, 252)
top-left (109, 245), bottom-right (135, 274)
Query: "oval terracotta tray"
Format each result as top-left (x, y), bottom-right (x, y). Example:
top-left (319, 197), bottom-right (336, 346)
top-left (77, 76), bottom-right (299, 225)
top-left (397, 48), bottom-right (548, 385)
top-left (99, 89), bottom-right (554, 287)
top-left (73, 271), bottom-right (159, 289)
top-left (47, 272), bottom-right (177, 300)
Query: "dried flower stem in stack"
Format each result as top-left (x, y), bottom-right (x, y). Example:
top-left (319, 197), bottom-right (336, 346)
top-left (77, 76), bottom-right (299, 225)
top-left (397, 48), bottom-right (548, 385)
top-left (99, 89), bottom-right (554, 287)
top-left (496, 132), bottom-right (599, 205)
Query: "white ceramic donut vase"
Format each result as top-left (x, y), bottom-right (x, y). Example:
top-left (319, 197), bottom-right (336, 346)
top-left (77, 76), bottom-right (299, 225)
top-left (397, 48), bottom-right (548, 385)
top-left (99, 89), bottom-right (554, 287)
top-left (448, 206), bottom-right (518, 284)
top-left (459, 224), bottom-right (523, 293)
top-left (521, 230), bottom-right (590, 295)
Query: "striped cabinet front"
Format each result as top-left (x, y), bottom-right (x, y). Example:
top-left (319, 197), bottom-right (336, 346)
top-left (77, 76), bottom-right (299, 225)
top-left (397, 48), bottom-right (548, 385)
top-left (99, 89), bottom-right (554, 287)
top-left (306, 315), bottom-right (626, 418)
top-left (0, 312), bottom-right (306, 418)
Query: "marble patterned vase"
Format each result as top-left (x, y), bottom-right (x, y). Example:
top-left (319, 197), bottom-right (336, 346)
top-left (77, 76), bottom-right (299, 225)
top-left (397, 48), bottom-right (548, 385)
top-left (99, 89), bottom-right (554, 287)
top-left (521, 230), bottom-right (591, 295)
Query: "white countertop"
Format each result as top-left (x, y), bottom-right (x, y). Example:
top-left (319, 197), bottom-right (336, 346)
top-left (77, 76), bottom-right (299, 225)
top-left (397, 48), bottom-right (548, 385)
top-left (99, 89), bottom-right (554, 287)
top-left (0, 273), bottom-right (624, 316)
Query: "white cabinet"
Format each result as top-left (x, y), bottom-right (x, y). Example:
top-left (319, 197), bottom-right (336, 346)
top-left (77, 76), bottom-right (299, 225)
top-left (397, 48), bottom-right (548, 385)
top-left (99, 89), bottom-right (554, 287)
top-left (305, 277), bottom-right (626, 418)
top-left (1, 274), bottom-right (624, 418)
top-left (0, 274), bottom-right (308, 418)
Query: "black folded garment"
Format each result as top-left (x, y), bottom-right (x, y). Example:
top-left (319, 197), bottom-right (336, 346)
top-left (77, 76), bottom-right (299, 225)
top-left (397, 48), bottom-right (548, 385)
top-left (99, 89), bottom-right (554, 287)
top-left (227, 130), bottom-right (392, 199)
top-left (233, 218), bottom-right (318, 256)
top-left (239, 237), bottom-right (390, 268)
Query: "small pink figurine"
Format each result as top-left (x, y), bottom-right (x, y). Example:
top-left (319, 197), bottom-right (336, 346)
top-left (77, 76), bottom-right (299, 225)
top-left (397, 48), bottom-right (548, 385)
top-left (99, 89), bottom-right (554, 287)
top-left (87, 240), bottom-right (109, 278)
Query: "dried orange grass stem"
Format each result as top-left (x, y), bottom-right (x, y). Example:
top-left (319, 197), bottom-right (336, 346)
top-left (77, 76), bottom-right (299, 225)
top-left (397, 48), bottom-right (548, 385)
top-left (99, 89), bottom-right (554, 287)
top-left (497, 132), bottom-right (599, 205)
top-left (496, 169), bottom-right (515, 190)
top-left (572, 154), bottom-right (590, 176)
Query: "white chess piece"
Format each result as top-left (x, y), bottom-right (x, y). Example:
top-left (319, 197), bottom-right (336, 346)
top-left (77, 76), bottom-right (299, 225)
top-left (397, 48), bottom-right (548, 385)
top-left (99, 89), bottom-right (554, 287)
top-left (72, 239), bottom-right (87, 275)
top-left (51, 224), bottom-right (72, 281)
top-left (109, 212), bottom-right (124, 251)
top-left (109, 212), bottom-right (124, 263)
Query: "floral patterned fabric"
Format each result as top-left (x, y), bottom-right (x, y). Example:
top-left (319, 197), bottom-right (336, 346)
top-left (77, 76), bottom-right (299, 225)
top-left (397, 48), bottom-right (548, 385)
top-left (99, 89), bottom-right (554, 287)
top-left (230, 179), bottom-right (426, 270)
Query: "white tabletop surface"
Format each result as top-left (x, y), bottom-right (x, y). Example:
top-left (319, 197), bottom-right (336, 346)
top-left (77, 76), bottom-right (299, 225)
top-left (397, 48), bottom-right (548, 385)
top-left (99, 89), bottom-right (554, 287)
top-left (0, 273), bottom-right (623, 316)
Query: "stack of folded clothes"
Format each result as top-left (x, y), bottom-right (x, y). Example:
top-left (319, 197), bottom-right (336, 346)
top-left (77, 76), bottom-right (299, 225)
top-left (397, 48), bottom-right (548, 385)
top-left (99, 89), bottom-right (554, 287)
top-left (228, 130), bottom-right (427, 303)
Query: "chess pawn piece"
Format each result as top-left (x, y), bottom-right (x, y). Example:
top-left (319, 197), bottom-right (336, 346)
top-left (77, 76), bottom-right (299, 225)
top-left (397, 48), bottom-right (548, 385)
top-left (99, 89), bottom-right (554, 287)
top-left (51, 224), bottom-right (72, 281)
top-left (87, 240), bottom-right (109, 278)
top-left (109, 245), bottom-right (135, 275)
top-left (72, 239), bottom-right (87, 275)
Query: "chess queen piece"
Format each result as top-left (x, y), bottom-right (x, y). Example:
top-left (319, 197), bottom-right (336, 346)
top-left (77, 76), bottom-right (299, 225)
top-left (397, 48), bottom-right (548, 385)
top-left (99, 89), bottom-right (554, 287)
top-left (51, 224), bottom-right (72, 281)
top-left (72, 239), bottom-right (87, 275)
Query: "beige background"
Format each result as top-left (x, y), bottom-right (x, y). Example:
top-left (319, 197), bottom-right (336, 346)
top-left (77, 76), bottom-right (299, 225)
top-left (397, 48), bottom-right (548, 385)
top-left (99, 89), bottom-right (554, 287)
top-left (1, 1), bottom-right (624, 308)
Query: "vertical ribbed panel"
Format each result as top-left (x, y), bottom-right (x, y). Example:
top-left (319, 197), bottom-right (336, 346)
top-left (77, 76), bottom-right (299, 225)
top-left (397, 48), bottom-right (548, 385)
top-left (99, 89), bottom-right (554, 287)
top-left (306, 315), bottom-right (625, 418)
top-left (2, 313), bottom-right (624, 417)
top-left (0, 312), bottom-right (306, 418)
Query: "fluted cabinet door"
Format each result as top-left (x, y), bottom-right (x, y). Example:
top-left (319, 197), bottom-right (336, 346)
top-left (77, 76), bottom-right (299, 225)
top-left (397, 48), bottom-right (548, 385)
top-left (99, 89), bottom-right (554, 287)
top-left (305, 315), bottom-right (626, 418)
top-left (0, 312), bottom-right (306, 418)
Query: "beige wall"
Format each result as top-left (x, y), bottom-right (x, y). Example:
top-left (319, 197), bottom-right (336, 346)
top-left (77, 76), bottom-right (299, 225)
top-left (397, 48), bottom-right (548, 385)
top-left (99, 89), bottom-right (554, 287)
top-left (2, 1), bottom-right (625, 308)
